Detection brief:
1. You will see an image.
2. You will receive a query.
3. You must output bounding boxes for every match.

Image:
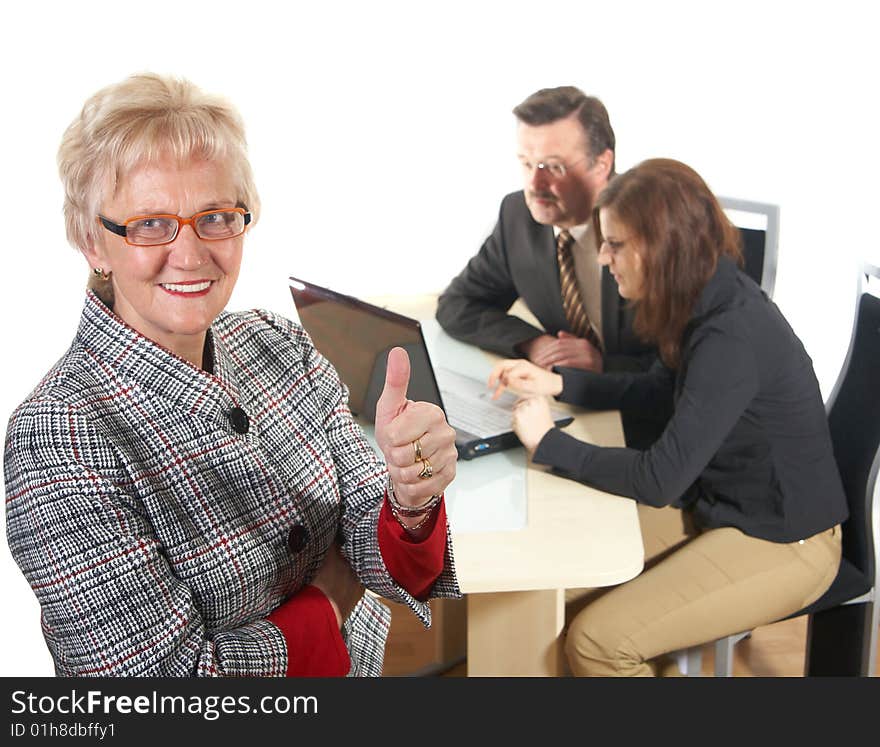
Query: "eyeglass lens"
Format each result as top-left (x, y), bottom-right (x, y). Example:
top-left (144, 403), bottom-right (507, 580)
top-left (126, 210), bottom-right (246, 246)
top-left (521, 161), bottom-right (566, 178)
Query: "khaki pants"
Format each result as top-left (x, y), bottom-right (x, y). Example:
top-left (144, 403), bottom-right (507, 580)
top-left (564, 504), bottom-right (841, 677)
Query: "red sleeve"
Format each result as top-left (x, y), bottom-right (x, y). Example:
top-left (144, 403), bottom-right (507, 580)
top-left (378, 496), bottom-right (448, 600)
top-left (267, 585), bottom-right (350, 677)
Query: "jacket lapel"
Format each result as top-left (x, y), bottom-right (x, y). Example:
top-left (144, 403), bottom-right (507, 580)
top-left (78, 291), bottom-right (241, 425)
top-left (522, 217), bottom-right (567, 332)
top-left (601, 266), bottom-right (621, 352)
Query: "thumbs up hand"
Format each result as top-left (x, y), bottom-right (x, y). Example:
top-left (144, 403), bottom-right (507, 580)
top-left (374, 347), bottom-right (457, 519)
top-left (374, 346), bottom-right (412, 427)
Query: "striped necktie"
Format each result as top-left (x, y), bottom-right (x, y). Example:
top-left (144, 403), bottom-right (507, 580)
top-left (557, 229), bottom-right (602, 350)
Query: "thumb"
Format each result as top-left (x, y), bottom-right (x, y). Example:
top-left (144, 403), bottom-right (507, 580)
top-left (557, 330), bottom-right (575, 339)
top-left (375, 346), bottom-right (410, 426)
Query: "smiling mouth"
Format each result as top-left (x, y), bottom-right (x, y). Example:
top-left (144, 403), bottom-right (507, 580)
top-left (159, 281), bottom-right (213, 296)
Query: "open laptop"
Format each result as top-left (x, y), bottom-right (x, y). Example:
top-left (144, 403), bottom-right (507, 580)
top-left (288, 277), bottom-right (573, 460)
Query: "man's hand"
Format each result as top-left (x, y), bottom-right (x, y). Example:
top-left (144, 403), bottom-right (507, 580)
top-left (374, 347), bottom-right (457, 516)
top-left (531, 331), bottom-right (603, 372)
top-left (517, 334), bottom-right (558, 366)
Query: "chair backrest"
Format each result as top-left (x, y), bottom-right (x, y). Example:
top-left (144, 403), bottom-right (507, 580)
top-left (825, 264), bottom-right (880, 587)
top-left (718, 196), bottom-right (780, 298)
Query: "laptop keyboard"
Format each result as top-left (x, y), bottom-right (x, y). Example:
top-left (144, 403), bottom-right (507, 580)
top-left (440, 388), bottom-right (515, 437)
top-left (435, 368), bottom-right (518, 437)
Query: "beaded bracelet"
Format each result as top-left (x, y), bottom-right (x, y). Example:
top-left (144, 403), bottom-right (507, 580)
top-left (394, 507), bottom-right (439, 532)
top-left (387, 478), bottom-right (442, 532)
top-left (389, 493), bottom-right (442, 518)
top-left (387, 476), bottom-right (443, 517)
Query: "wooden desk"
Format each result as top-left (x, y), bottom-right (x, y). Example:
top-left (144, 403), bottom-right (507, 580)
top-left (365, 295), bottom-right (644, 676)
top-left (455, 409), bottom-right (643, 675)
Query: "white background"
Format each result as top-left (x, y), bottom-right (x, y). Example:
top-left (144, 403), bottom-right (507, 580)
top-left (1, 0), bottom-right (877, 675)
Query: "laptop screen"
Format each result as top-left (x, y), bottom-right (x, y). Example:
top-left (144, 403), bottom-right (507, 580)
top-left (288, 278), bottom-right (444, 422)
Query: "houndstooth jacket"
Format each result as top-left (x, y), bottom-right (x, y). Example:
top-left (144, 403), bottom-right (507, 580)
top-left (4, 291), bottom-right (460, 676)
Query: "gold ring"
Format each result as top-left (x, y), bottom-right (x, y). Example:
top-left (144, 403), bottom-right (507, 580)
top-left (418, 457), bottom-right (433, 480)
top-left (413, 439), bottom-right (423, 464)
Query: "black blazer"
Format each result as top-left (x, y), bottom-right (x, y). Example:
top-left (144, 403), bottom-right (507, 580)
top-left (436, 190), bottom-right (656, 372)
top-left (534, 257), bottom-right (848, 543)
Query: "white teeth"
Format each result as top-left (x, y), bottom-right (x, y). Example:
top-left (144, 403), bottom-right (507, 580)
top-left (161, 281), bottom-right (211, 293)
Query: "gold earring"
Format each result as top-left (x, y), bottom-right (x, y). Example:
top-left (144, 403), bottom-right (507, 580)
top-left (93, 267), bottom-right (111, 280)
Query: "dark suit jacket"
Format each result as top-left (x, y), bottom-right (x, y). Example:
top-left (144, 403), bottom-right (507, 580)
top-left (436, 191), bottom-right (667, 447)
top-left (436, 190), bottom-right (656, 372)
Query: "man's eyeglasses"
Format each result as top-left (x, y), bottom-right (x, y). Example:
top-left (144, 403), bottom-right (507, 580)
top-left (519, 155), bottom-right (591, 180)
top-left (97, 208), bottom-right (251, 247)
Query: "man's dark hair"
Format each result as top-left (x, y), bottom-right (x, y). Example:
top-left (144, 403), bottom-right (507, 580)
top-left (513, 86), bottom-right (616, 174)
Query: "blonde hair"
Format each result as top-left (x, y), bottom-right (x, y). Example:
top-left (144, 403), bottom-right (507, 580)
top-left (58, 72), bottom-right (260, 299)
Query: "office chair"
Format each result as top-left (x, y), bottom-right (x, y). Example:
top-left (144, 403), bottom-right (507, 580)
top-left (682, 263), bottom-right (880, 676)
top-left (719, 196), bottom-right (780, 298)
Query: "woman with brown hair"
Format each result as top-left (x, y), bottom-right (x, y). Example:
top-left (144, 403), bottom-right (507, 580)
top-left (489, 158), bottom-right (847, 676)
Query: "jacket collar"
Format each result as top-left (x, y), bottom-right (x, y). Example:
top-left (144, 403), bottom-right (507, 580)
top-left (77, 291), bottom-right (243, 415)
top-left (689, 255), bottom-right (741, 322)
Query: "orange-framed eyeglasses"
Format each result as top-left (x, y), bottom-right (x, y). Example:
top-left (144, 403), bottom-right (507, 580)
top-left (97, 208), bottom-right (252, 247)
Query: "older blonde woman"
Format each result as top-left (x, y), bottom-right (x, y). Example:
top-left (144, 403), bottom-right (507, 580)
top-left (4, 73), bottom-right (459, 677)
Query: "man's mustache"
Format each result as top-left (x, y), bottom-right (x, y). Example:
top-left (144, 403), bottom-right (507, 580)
top-left (528, 191), bottom-right (557, 202)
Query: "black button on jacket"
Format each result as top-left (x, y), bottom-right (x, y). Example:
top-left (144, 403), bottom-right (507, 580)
top-left (287, 525), bottom-right (309, 553)
top-left (228, 407), bottom-right (249, 434)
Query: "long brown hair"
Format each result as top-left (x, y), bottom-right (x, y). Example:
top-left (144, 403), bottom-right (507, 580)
top-left (593, 159), bottom-right (742, 368)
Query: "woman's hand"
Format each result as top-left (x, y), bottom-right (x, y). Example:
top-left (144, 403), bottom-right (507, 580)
top-left (512, 396), bottom-right (556, 453)
top-left (488, 358), bottom-right (564, 399)
top-left (311, 544), bottom-right (365, 628)
top-left (374, 348), bottom-right (457, 512)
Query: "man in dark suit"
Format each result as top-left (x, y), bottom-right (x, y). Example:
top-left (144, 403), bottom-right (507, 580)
top-left (436, 86), bottom-right (667, 446)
